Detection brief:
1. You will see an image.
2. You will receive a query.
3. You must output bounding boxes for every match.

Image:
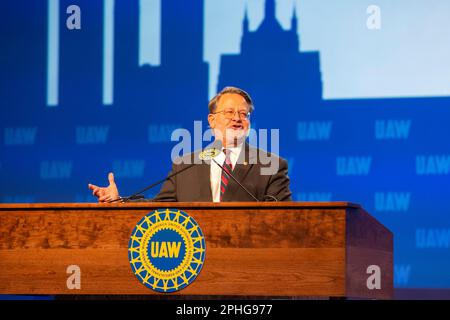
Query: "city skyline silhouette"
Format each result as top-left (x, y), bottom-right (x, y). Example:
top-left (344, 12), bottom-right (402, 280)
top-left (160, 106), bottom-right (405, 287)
top-left (1, 0), bottom-right (450, 288)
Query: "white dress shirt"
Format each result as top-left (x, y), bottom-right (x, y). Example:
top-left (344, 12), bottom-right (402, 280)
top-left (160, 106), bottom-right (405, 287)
top-left (210, 143), bottom-right (244, 202)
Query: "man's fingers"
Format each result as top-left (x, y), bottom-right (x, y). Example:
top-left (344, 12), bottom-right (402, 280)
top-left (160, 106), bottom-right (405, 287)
top-left (99, 195), bottom-right (111, 202)
top-left (89, 184), bottom-right (103, 198)
top-left (93, 189), bottom-right (102, 197)
top-left (108, 172), bottom-right (115, 185)
top-left (90, 186), bottom-right (107, 198)
top-left (89, 174), bottom-right (117, 202)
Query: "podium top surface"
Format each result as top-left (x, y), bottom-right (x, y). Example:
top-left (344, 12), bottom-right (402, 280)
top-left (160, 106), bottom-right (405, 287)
top-left (0, 201), bottom-right (361, 210)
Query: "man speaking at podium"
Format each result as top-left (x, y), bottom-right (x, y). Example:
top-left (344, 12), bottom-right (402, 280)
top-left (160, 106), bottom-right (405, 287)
top-left (89, 87), bottom-right (292, 202)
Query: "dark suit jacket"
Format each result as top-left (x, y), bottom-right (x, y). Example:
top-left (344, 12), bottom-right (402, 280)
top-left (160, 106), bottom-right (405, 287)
top-left (151, 143), bottom-right (292, 202)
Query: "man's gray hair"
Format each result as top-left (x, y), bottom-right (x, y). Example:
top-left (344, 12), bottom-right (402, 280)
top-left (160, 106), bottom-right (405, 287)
top-left (208, 86), bottom-right (254, 114)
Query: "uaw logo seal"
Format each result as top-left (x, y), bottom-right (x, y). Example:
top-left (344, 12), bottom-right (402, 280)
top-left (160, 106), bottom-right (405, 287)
top-left (128, 208), bottom-right (206, 293)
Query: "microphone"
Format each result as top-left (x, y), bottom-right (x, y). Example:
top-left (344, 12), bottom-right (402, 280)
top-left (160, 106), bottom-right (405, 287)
top-left (211, 157), bottom-right (259, 202)
top-left (205, 140), bottom-right (260, 202)
top-left (108, 140), bottom-right (275, 203)
top-left (209, 142), bottom-right (280, 202)
top-left (108, 141), bottom-right (221, 203)
top-left (108, 163), bottom-right (196, 203)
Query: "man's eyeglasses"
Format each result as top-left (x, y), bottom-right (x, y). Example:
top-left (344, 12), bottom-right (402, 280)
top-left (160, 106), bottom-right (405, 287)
top-left (212, 109), bottom-right (250, 120)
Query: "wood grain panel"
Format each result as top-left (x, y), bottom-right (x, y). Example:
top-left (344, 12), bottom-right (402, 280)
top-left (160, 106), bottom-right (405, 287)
top-left (0, 248), bottom-right (345, 296)
top-left (0, 207), bottom-right (347, 249)
top-left (0, 202), bottom-right (392, 298)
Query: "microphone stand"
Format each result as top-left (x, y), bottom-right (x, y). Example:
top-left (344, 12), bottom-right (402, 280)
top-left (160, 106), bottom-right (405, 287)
top-left (107, 163), bottom-right (196, 203)
top-left (212, 158), bottom-right (259, 202)
top-left (106, 143), bottom-right (272, 203)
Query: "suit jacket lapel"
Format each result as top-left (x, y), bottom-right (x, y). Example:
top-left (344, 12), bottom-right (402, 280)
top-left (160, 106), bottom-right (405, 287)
top-left (196, 160), bottom-right (213, 201)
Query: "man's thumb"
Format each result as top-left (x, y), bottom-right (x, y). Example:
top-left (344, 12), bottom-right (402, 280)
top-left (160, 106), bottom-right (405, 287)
top-left (108, 172), bottom-right (115, 185)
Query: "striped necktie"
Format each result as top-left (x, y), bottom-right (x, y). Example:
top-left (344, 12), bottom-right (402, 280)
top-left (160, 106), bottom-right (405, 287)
top-left (220, 149), bottom-right (233, 201)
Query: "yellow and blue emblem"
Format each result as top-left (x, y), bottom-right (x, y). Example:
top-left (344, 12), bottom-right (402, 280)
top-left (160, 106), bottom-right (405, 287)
top-left (128, 208), bottom-right (206, 293)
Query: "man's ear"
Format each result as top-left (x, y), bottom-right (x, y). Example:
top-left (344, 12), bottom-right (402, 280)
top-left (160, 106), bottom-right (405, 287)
top-left (207, 114), bottom-right (215, 129)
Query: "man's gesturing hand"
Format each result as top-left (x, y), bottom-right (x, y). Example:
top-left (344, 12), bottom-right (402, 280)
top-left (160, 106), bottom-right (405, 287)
top-left (88, 172), bottom-right (120, 203)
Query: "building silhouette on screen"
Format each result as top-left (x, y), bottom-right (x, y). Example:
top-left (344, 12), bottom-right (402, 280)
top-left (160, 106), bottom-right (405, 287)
top-left (113, 0), bottom-right (209, 125)
top-left (218, 0), bottom-right (323, 144)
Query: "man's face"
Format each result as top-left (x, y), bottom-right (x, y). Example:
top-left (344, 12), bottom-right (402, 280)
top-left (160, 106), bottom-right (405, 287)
top-left (208, 93), bottom-right (251, 147)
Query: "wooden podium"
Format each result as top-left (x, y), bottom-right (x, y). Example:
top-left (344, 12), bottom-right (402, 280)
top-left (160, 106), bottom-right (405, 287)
top-left (0, 202), bottom-right (393, 299)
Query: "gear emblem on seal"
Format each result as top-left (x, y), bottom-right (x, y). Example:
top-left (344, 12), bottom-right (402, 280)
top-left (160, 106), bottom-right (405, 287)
top-left (128, 208), bottom-right (206, 293)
